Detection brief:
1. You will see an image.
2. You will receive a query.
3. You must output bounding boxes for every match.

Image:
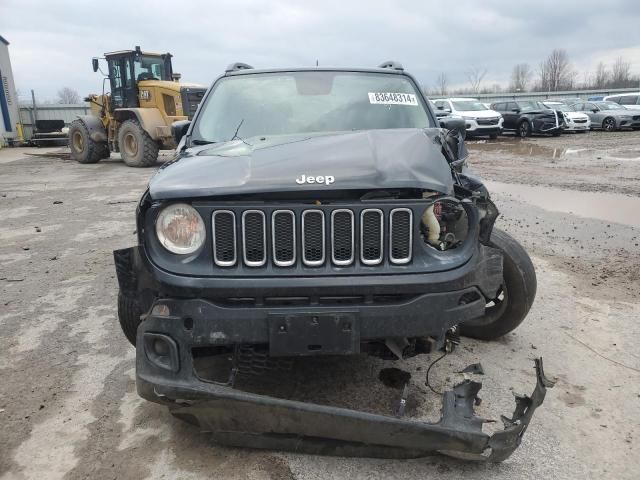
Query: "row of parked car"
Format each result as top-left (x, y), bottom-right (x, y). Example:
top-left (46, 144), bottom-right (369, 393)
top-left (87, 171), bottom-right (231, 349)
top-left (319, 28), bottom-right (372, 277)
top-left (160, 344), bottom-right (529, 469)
top-left (430, 92), bottom-right (640, 139)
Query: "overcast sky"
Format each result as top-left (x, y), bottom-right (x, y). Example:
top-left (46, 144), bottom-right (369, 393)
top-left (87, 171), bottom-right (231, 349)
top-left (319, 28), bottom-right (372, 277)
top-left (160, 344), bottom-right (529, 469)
top-left (2, 0), bottom-right (639, 102)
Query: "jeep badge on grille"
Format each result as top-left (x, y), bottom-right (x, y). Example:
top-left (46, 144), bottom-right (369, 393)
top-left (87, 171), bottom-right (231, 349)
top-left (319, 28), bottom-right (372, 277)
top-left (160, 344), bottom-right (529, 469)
top-left (295, 174), bottom-right (335, 185)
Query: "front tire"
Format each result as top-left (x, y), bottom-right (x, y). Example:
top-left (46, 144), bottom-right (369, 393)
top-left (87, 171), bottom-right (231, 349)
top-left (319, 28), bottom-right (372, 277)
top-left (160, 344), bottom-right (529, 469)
top-left (602, 117), bottom-right (616, 131)
top-left (117, 119), bottom-right (159, 167)
top-left (461, 229), bottom-right (536, 340)
top-left (517, 120), bottom-right (531, 138)
top-left (118, 292), bottom-right (143, 346)
top-left (69, 119), bottom-right (109, 164)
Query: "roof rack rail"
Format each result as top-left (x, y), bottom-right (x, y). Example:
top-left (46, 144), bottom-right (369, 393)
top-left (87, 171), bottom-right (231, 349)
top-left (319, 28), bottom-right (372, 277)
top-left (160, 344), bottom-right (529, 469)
top-left (378, 61), bottom-right (404, 70)
top-left (226, 62), bottom-right (254, 72)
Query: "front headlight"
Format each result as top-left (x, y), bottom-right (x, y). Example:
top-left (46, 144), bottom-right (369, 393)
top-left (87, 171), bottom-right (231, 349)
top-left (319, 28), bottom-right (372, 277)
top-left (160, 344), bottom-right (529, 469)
top-left (420, 199), bottom-right (469, 250)
top-left (155, 203), bottom-right (206, 254)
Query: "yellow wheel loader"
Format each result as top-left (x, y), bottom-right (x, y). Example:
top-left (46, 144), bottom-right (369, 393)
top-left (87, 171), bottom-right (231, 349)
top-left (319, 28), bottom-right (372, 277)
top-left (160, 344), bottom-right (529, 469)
top-left (69, 46), bottom-right (206, 167)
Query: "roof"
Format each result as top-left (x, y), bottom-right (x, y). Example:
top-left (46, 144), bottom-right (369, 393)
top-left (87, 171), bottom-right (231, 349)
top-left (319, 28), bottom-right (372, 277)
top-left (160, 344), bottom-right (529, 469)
top-left (104, 49), bottom-right (166, 57)
top-left (0, 35), bottom-right (9, 46)
top-left (225, 66), bottom-right (408, 77)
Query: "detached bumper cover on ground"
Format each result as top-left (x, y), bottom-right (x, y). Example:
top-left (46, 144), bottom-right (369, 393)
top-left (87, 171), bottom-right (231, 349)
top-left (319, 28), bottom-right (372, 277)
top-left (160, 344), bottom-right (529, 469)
top-left (138, 356), bottom-right (553, 462)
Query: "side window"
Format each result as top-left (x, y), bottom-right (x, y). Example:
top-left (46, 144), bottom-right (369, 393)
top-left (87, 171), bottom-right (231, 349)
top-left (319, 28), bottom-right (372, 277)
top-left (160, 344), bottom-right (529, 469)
top-left (619, 95), bottom-right (638, 105)
top-left (434, 100), bottom-right (445, 110)
top-left (506, 102), bottom-right (517, 111)
top-left (492, 103), bottom-right (503, 111)
top-left (573, 103), bottom-right (584, 111)
top-left (584, 103), bottom-right (596, 111)
top-left (124, 59), bottom-right (134, 88)
top-left (607, 96), bottom-right (621, 104)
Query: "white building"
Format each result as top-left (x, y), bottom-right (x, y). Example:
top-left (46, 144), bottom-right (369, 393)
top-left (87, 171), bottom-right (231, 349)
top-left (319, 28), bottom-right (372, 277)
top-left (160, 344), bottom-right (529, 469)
top-left (0, 35), bottom-right (20, 143)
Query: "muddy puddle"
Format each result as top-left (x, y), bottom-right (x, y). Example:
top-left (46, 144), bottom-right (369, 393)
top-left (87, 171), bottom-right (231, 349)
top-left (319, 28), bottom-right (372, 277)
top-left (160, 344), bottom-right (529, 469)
top-left (485, 180), bottom-right (640, 228)
top-left (468, 139), bottom-right (640, 162)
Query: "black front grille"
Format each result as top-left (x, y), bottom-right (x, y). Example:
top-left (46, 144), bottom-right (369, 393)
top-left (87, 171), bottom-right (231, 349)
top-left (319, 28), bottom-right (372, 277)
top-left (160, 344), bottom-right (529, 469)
top-left (242, 211), bottom-right (266, 266)
top-left (361, 209), bottom-right (383, 264)
top-left (477, 117), bottom-right (499, 125)
top-left (210, 205), bottom-right (414, 269)
top-left (573, 119), bottom-right (587, 124)
top-left (180, 87), bottom-right (206, 119)
top-left (302, 210), bottom-right (325, 265)
top-left (633, 115), bottom-right (640, 121)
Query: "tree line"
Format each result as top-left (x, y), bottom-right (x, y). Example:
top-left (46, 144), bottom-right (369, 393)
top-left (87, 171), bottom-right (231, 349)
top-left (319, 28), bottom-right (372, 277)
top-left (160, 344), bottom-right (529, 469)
top-left (428, 49), bottom-right (639, 96)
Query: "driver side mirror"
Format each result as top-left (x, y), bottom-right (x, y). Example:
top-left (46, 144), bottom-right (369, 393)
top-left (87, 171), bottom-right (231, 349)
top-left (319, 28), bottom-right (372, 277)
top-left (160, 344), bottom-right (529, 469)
top-left (171, 120), bottom-right (191, 144)
top-left (511, 108), bottom-right (521, 113)
top-left (92, 58), bottom-right (99, 73)
top-left (439, 117), bottom-right (466, 139)
top-left (592, 109), bottom-right (598, 113)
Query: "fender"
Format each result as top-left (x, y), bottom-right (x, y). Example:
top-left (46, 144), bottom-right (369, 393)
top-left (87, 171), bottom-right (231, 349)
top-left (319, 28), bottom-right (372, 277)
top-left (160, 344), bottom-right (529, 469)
top-left (113, 108), bottom-right (172, 140)
top-left (77, 115), bottom-right (107, 143)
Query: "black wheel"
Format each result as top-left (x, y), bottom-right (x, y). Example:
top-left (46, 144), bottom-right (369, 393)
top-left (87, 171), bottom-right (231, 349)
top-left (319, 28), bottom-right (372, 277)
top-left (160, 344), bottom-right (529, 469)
top-left (489, 133), bottom-right (498, 140)
top-left (602, 117), bottom-right (616, 131)
top-left (69, 119), bottom-right (109, 164)
top-left (117, 119), bottom-right (159, 167)
top-left (118, 292), bottom-right (143, 346)
top-left (460, 229), bottom-right (536, 339)
top-left (517, 120), bottom-right (531, 138)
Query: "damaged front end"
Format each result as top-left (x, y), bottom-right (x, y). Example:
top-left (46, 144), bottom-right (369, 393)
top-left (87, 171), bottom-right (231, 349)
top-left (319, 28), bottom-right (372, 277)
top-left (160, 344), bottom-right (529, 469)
top-left (142, 357), bottom-right (553, 462)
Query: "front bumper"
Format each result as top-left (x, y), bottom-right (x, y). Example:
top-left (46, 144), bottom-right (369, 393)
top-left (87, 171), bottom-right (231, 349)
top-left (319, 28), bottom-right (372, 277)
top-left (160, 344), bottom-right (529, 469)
top-left (464, 118), bottom-right (503, 136)
top-left (115, 243), bottom-right (503, 355)
top-left (563, 120), bottom-right (591, 131)
top-left (137, 352), bottom-right (552, 462)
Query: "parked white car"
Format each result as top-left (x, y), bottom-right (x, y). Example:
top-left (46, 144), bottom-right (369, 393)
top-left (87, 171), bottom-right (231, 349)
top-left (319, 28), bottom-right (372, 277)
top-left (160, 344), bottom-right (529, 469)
top-left (603, 92), bottom-right (640, 110)
top-left (543, 101), bottom-right (591, 132)
top-left (432, 98), bottom-right (503, 138)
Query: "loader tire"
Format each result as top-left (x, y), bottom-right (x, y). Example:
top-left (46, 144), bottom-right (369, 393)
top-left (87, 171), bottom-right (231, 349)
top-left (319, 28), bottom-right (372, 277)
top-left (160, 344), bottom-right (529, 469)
top-left (460, 228), bottom-right (536, 340)
top-left (69, 119), bottom-right (107, 164)
top-left (118, 291), bottom-right (143, 346)
top-left (118, 119), bottom-right (159, 167)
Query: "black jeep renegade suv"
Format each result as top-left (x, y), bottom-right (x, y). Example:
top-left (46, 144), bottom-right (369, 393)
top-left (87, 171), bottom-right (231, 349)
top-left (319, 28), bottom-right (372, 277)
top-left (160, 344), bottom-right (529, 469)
top-left (113, 62), bottom-right (548, 461)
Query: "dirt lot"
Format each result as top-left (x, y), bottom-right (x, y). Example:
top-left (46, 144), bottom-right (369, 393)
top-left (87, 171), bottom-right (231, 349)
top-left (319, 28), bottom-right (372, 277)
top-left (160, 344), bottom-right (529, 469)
top-left (1, 131), bottom-right (639, 479)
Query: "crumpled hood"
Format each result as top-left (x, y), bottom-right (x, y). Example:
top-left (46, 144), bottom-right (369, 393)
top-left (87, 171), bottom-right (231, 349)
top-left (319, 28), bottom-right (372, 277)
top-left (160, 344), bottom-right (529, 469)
top-left (149, 128), bottom-right (454, 200)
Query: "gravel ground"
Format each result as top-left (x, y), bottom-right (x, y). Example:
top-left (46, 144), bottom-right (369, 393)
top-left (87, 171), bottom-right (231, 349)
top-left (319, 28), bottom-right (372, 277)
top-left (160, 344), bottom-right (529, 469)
top-left (1, 131), bottom-right (639, 479)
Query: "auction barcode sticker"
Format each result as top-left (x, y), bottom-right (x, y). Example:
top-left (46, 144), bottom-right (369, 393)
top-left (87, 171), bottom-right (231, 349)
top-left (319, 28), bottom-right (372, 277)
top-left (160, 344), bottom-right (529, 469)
top-left (368, 92), bottom-right (418, 106)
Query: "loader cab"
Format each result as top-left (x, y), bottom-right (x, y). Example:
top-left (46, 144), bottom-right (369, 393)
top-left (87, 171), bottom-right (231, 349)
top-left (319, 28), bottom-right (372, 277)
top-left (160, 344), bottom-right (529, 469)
top-left (104, 47), bottom-right (173, 110)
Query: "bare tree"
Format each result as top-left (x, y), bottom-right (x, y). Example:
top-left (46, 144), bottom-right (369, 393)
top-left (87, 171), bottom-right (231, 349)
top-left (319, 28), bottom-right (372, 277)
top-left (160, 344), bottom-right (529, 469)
top-left (57, 87), bottom-right (81, 104)
top-left (537, 49), bottom-right (574, 91)
top-left (435, 73), bottom-right (449, 96)
top-left (466, 66), bottom-right (487, 94)
top-left (593, 61), bottom-right (609, 88)
top-left (510, 63), bottom-right (532, 92)
top-left (611, 57), bottom-right (632, 88)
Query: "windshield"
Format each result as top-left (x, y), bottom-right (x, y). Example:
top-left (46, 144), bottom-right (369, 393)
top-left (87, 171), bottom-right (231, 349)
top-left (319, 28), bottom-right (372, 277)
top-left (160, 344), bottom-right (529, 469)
top-left (596, 102), bottom-right (626, 110)
top-left (133, 55), bottom-right (168, 82)
top-left (451, 100), bottom-right (487, 111)
top-left (519, 101), bottom-right (545, 112)
top-left (192, 71), bottom-right (432, 143)
top-left (545, 103), bottom-right (573, 112)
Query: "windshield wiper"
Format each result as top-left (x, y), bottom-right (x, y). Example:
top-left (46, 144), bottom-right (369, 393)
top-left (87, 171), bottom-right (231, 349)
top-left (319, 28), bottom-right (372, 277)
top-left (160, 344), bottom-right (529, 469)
top-left (191, 139), bottom-right (216, 145)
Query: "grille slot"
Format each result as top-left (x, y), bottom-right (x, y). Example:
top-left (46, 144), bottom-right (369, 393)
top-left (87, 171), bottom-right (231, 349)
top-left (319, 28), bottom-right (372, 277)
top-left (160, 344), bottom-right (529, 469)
top-left (242, 210), bottom-right (266, 267)
top-left (212, 211), bottom-right (237, 267)
top-left (360, 209), bottom-right (383, 265)
top-left (331, 209), bottom-right (354, 265)
top-left (272, 210), bottom-right (296, 267)
top-left (302, 210), bottom-right (325, 266)
top-left (390, 208), bottom-right (412, 264)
